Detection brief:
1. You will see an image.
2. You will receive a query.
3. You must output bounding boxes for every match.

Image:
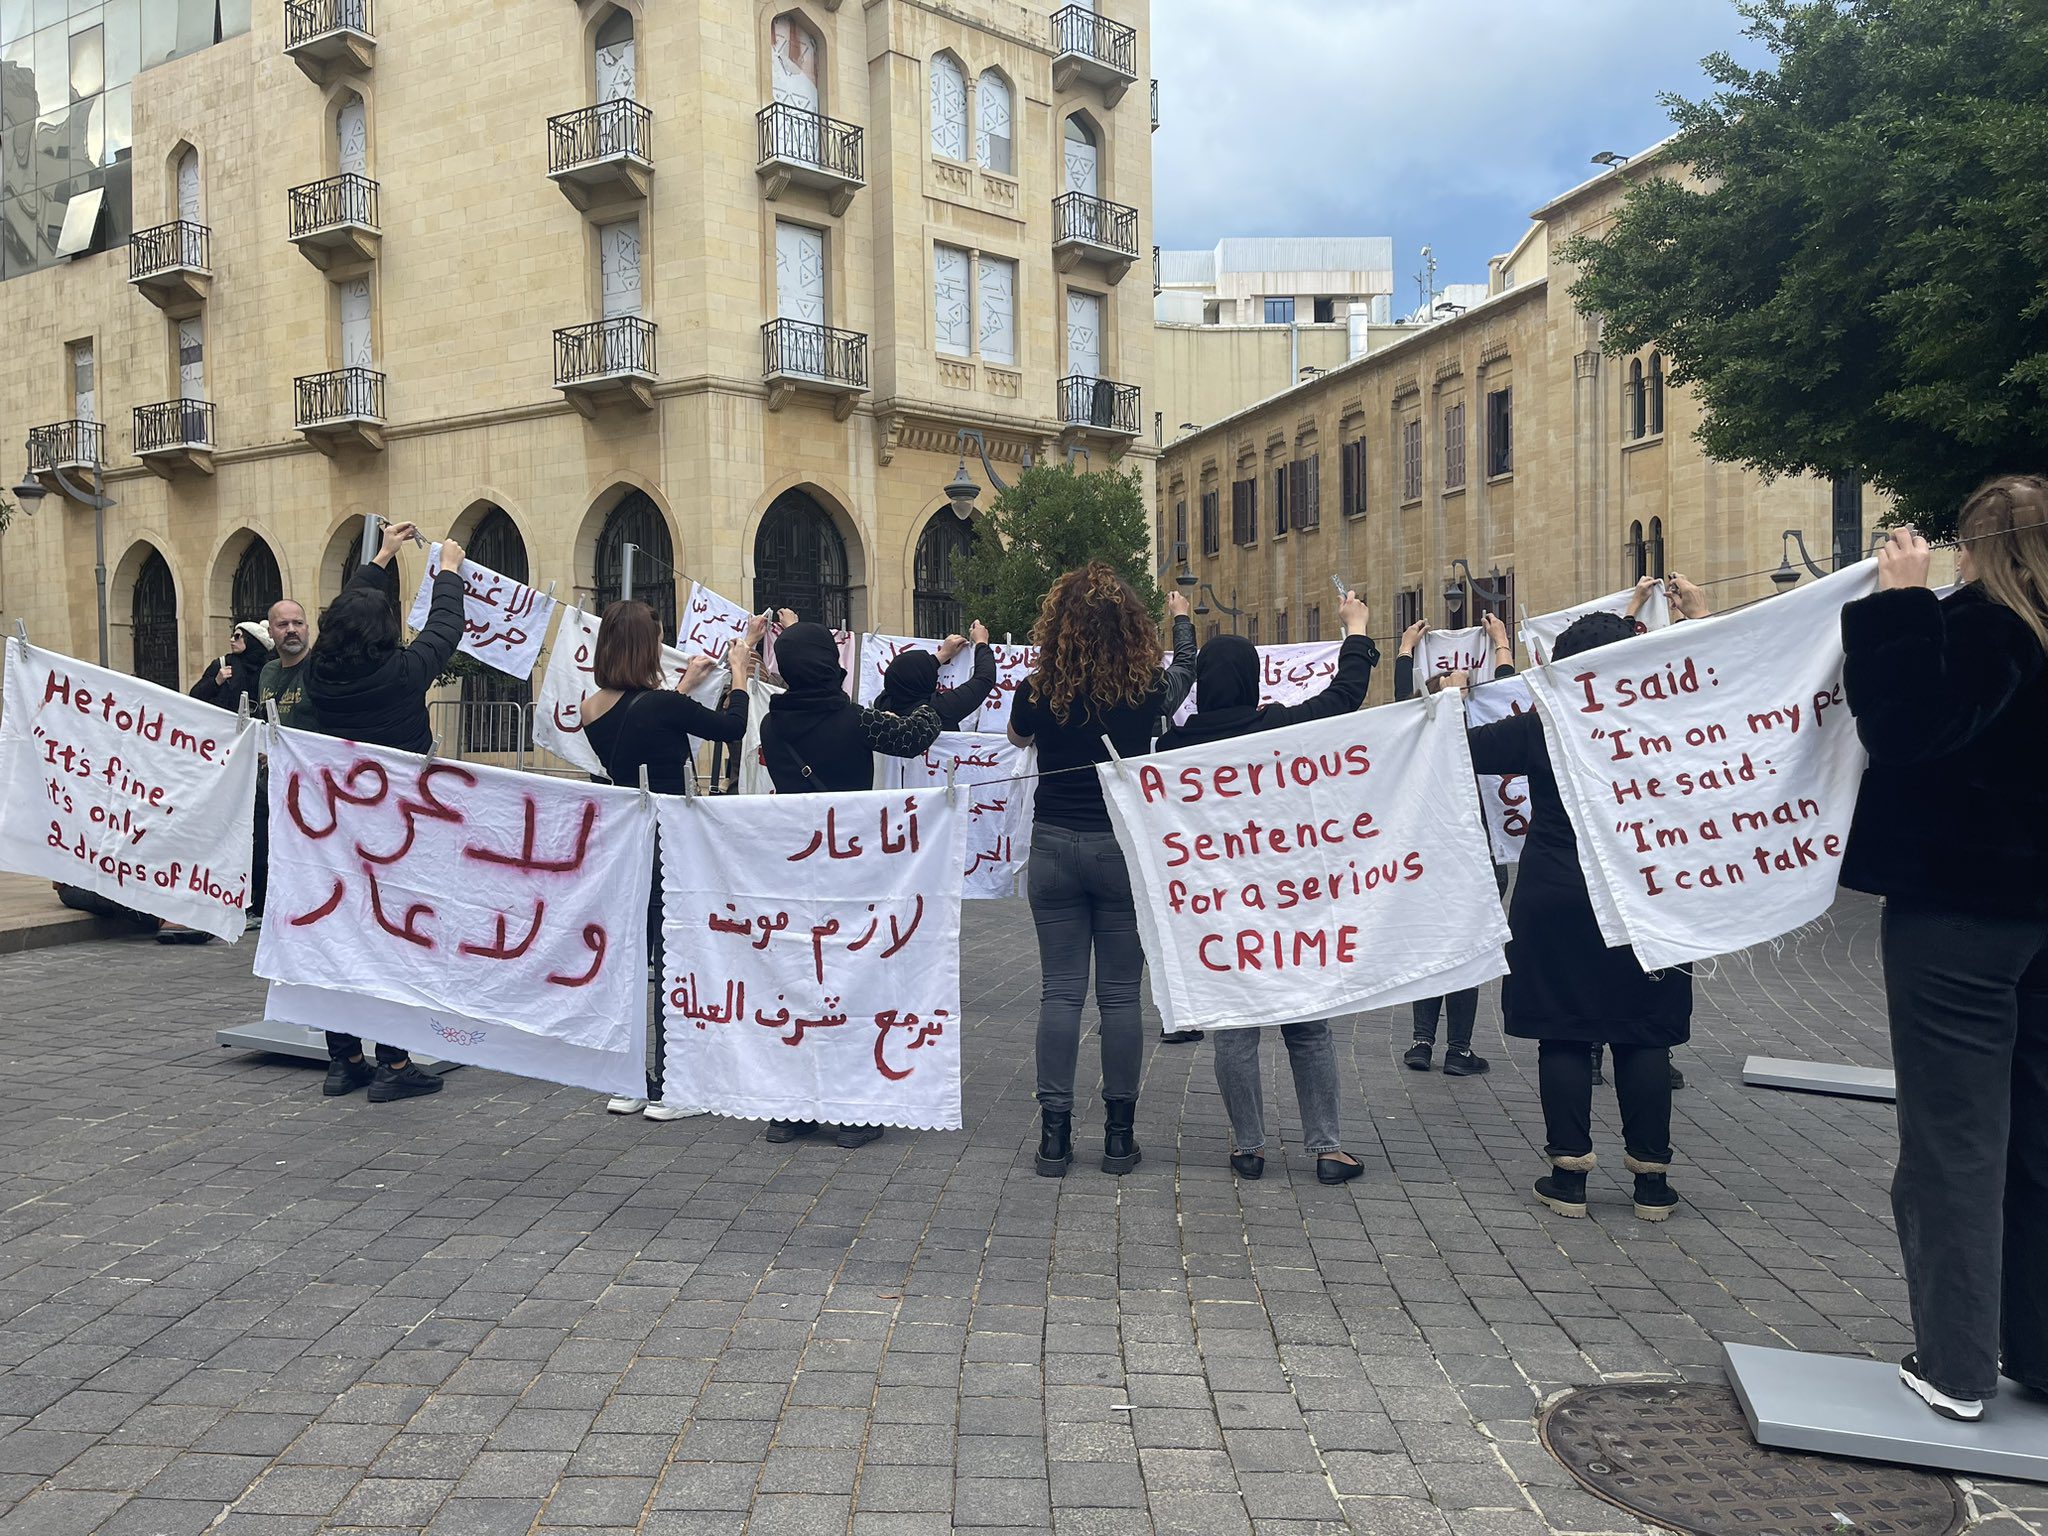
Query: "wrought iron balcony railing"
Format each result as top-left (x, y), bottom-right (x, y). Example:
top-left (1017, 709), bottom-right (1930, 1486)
top-left (285, 0), bottom-right (372, 51)
top-left (295, 366), bottom-right (384, 427)
top-left (1151, 77), bottom-right (1158, 130)
top-left (134, 399), bottom-right (215, 454)
top-left (762, 319), bottom-right (868, 390)
top-left (756, 102), bottom-right (864, 184)
top-left (28, 419), bottom-right (104, 471)
top-left (555, 316), bottom-right (658, 385)
top-left (288, 172), bottom-right (379, 237)
top-left (1051, 4), bottom-right (1138, 81)
top-left (549, 98), bottom-right (653, 174)
top-left (1058, 375), bottom-right (1139, 435)
top-left (1053, 191), bottom-right (1139, 259)
top-left (131, 220), bottom-right (210, 279)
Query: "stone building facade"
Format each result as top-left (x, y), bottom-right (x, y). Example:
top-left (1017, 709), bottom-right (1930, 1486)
top-left (0, 0), bottom-right (1155, 705)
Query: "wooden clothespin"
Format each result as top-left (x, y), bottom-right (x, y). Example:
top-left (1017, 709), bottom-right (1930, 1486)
top-left (681, 758), bottom-right (698, 799)
top-left (638, 763), bottom-right (654, 809)
top-left (423, 735), bottom-right (441, 768)
top-left (9, 617), bottom-right (26, 659)
top-left (1100, 734), bottom-right (1126, 775)
top-left (236, 691), bottom-right (252, 729)
top-left (543, 580), bottom-right (558, 601)
top-left (1518, 603), bottom-right (1545, 667)
top-left (944, 761), bottom-right (958, 802)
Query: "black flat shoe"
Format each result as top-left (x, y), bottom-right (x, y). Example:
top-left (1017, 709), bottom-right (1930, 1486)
top-left (1229, 1152), bottom-right (1264, 1180)
top-left (1316, 1155), bottom-right (1363, 1185)
top-left (1161, 1029), bottom-right (1203, 1044)
top-left (765, 1119), bottom-right (818, 1144)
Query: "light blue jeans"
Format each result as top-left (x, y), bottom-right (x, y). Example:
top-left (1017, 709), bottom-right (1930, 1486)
top-left (1212, 1022), bottom-right (1343, 1155)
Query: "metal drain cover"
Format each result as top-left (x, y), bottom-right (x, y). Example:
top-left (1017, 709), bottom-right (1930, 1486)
top-left (1541, 1383), bottom-right (1966, 1536)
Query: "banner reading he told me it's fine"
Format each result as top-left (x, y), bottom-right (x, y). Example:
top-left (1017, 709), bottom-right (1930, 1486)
top-left (1100, 700), bottom-right (1511, 1034)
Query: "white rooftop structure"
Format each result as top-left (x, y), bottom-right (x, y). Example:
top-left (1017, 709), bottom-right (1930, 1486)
top-left (1156, 237), bottom-right (1396, 328)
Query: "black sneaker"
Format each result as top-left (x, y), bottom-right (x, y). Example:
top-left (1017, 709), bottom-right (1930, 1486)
top-left (1160, 1029), bottom-right (1203, 1044)
top-left (1403, 1042), bottom-right (1433, 1071)
top-left (1443, 1048), bottom-right (1490, 1077)
top-left (322, 1058), bottom-right (374, 1097)
top-left (1900, 1354), bottom-right (1984, 1422)
top-left (367, 1061), bottom-right (444, 1103)
top-left (765, 1120), bottom-right (818, 1144)
top-left (834, 1124), bottom-right (884, 1149)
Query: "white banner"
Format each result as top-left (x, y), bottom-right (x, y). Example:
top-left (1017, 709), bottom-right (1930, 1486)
top-left (1100, 700), bottom-right (1511, 1033)
top-left (1524, 564), bottom-right (1876, 971)
top-left (1172, 640), bottom-right (1343, 724)
top-left (406, 544), bottom-right (558, 680)
top-left (256, 726), bottom-right (655, 1049)
top-left (878, 733), bottom-right (1032, 898)
top-left (532, 605), bottom-right (720, 777)
top-left (737, 676), bottom-right (781, 795)
top-left (0, 640), bottom-right (259, 941)
top-left (264, 979), bottom-right (644, 1097)
top-left (974, 644), bottom-right (1039, 736)
top-left (678, 581), bottom-right (753, 660)
top-left (855, 634), bottom-right (976, 710)
top-left (1466, 675), bottom-right (1535, 865)
top-left (1414, 626), bottom-right (1489, 682)
top-left (657, 788), bottom-right (966, 1129)
top-left (1520, 584), bottom-right (1671, 664)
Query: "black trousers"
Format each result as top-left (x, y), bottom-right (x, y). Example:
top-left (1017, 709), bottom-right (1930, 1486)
top-left (1411, 990), bottom-right (1478, 1049)
top-left (646, 844), bottom-right (666, 1102)
top-left (1536, 1039), bottom-right (1672, 1164)
top-left (1881, 900), bottom-right (2048, 1398)
top-left (326, 1033), bottom-right (406, 1067)
top-left (250, 772), bottom-right (271, 917)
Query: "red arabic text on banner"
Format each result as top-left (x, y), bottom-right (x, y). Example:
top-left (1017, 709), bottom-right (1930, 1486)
top-left (877, 733), bottom-right (1033, 898)
top-left (407, 543), bottom-right (559, 680)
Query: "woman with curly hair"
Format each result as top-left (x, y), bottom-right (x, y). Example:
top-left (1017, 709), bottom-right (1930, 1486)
top-left (1008, 563), bottom-right (1194, 1177)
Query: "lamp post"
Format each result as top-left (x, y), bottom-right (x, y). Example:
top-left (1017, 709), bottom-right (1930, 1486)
top-left (1194, 582), bottom-right (1243, 634)
top-left (14, 436), bottom-right (114, 667)
top-left (1156, 545), bottom-right (1199, 591)
top-left (941, 430), bottom-right (1092, 519)
top-left (1770, 529), bottom-right (1830, 590)
top-left (1446, 557), bottom-right (1508, 626)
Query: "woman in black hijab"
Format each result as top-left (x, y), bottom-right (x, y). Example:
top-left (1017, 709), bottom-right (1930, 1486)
top-left (874, 621), bottom-right (997, 728)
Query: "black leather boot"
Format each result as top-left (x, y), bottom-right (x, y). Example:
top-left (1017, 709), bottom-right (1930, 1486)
top-left (1036, 1108), bottom-right (1072, 1177)
top-left (1102, 1099), bottom-right (1141, 1175)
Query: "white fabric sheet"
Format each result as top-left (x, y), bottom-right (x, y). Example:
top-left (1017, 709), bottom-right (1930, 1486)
top-left (531, 604), bottom-right (719, 777)
top-left (1465, 674), bottom-right (1536, 865)
top-left (1520, 584), bottom-right (1671, 664)
top-left (406, 544), bottom-right (558, 680)
top-left (877, 733), bottom-right (1032, 898)
top-left (1172, 640), bottom-right (1344, 724)
top-left (0, 639), bottom-right (258, 940)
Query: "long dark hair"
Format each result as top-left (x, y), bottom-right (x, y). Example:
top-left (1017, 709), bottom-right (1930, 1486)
top-left (313, 584), bottom-right (402, 675)
top-left (1029, 562), bottom-right (1161, 724)
top-left (593, 601), bottom-right (665, 691)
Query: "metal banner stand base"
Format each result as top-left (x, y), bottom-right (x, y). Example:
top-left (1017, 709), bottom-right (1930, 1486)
top-left (1724, 1342), bottom-right (2048, 1483)
top-left (217, 1019), bottom-right (455, 1073)
top-left (1741, 1055), bottom-right (1896, 1101)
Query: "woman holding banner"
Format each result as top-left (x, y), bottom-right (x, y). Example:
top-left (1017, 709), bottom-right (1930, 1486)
top-left (1010, 566), bottom-right (1195, 1178)
top-left (581, 602), bottom-right (765, 1122)
top-left (1157, 590), bottom-right (1376, 1183)
top-left (1839, 481), bottom-right (2048, 1425)
top-left (875, 621), bottom-right (997, 727)
top-left (1466, 576), bottom-right (1709, 1222)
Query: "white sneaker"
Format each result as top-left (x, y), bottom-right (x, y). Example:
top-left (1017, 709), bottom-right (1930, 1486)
top-left (605, 1096), bottom-right (648, 1115)
top-left (1900, 1354), bottom-right (1984, 1422)
top-left (643, 1102), bottom-right (706, 1122)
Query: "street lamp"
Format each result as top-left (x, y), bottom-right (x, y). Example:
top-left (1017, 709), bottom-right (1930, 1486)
top-left (1155, 545), bottom-right (1198, 590)
top-left (1771, 528), bottom-right (1829, 590)
top-left (944, 428), bottom-right (1044, 520)
top-left (16, 435), bottom-right (114, 667)
top-left (1446, 557), bottom-right (1508, 624)
top-left (1194, 582), bottom-right (1243, 634)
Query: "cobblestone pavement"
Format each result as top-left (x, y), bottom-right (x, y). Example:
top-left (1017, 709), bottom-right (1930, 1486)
top-left (0, 894), bottom-right (2041, 1536)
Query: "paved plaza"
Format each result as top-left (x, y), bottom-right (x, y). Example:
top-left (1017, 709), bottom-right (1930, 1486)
top-left (0, 894), bottom-right (2041, 1536)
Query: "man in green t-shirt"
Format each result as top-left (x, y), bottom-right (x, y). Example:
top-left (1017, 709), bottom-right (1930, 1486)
top-left (249, 598), bottom-right (316, 923)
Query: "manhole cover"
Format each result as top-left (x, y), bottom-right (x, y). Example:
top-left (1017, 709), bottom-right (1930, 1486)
top-left (1540, 1383), bottom-right (1966, 1536)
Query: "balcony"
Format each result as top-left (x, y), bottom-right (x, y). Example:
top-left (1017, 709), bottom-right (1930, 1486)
top-left (762, 319), bottom-right (867, 420)
top-left (554, 316), bottom-right (657, 417)
top-left (287, 172), bottom-right (379, 276)
top-left (1152, 244), bottom-right (1161, 296)
top-left (27, 419), bottom-right (104, 494)
top-left (1058, 375), bottom-right (1140, 442)
top-left (295, 366), bottom-right (385, 455)
top-left (1052, 191), bottom-right (1138, 281)
top-left (129, 220), bottom-right (211, 317)
top-left (1150, 77), bottom-right (1158, 131)
top-left (755, 103), bottom-right (865, 216)
top-left (284, 0), bottom-right (374, 85)
top-left (548, 99), bottom-right (652, 212)
top-left (1051, 4), bottom-right (1137, 104)
top-left (134, 399), bottom-right (216, 479)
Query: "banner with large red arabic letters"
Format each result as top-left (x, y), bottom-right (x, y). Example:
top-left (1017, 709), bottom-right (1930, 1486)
top-left (255, 726), bottom-right (654, 1049)
top-left (0, 640), bottom-right (258, 940)
top-left (878, 733), bottom-right (1032, 898)
top-left (407, 544), bottom-right (558, 679)
top-left (1100, 700), bottom-right (1511, 1033)
top-left (657, 788), bottom-right (965, 1129)
top-left (1171, 640), bottom-right (1342, 725)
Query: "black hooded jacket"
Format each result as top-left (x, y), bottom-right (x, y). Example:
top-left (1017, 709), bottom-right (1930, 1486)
top-left (876, 642), bottom-right (998, 729)
top-left (762, 623), bottom-right (942, 793)
top-left (190, 645), bottom-right (269, 714)
top-left (1156, 632), bottom-right (1378, 752)
top-left (305, 562), bottom-right (465, 754)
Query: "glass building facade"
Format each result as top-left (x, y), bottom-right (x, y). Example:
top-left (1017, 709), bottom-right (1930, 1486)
top-left (0, 0), bottom-right (250, 281)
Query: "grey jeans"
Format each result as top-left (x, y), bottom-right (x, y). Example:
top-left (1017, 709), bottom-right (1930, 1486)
top-left (1212, 1022), bottom-right (1343, 1155)
top-left (1029, 824), bottom-right (1145, 1113)
top-left (1882, 900), bottom-right (2048, 1398)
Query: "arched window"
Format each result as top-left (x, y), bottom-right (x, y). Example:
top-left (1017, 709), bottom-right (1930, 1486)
top-left (913, 514), bottom-right (975, 638)
top-left (595, 7), bottom-right (636, 103)
top-left (929, 52), bottom-right (966, 160)
top-left (336, 91), bottom-right (367, 176)
top-left (594, 491), bottom-right (677, 639)
top-left (1062, 114), bottom-right (1098, 197)
top-left (460, 507), bottom-right (533, 753)
top-left (1648, 516), bottom-right (1666, 579)
top-left (174, 146), bottom-right (201, 222)
top-left (1627, 519), bottom-right (1646, 582)
top-left (1625, 358), bottom-right (1644, 441)
top-left (131, 551), bottom-right (179, 690)
top-left (754, 491), bottom-right (851, 631)
top-left (771, 14), bottom-right (822, 113)
top-left (976, 70), bottom-right (1012, 174)
top-left (1647, 352), bottom-right (1665, 436)
top-left (230, 538), bottom-right (283, 622)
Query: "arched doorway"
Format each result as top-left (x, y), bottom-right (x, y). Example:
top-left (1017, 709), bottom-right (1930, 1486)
top-left (230, 537), bottom-right (283, 622)
top-left (913, 513), bottom-right (974, 638)
top-left (461, 507), bottom-right (532, 753)
top-left (131, 550), bottom-right (179, 690)
top-left (595, 490), bottom-right (677, 640)
top-left (755, 491), bottom-right (850, 630)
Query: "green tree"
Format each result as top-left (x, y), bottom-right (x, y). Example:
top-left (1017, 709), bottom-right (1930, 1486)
top-left (1564, 0), bottom-right (2048, 533)
top-left (953, 464), bottom-right (1162, 639)
top-left (0, 495), bottom-right (14, 535)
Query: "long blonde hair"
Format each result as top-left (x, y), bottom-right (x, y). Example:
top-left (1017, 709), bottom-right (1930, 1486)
top-left (1958, 474), bottom-right (2048, 654)
top-left (1029, 563), bottom-right (1162, 725)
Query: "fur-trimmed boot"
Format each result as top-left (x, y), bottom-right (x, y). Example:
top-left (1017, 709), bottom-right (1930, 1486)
top-left (1534, 1152), bottom-right (1595, 1217)
top-left (1626, 1153), bottom-right (1679, 1221)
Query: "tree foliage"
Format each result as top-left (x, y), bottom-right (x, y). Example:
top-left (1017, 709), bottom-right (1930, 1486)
top-left (1564, 0), bottom-right (2048, 532)
top-left (953, 464), bottom-right (1162, 640)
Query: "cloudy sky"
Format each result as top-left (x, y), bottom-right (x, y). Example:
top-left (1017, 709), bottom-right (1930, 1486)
top-left (1151, 0), bottom-right (1773, 294)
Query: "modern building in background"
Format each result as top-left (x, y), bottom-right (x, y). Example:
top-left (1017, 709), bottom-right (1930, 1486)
top-left (0, 0), bottom-right (1155, 723)
top-left (1155, 149), bottom-right (1876, 684)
